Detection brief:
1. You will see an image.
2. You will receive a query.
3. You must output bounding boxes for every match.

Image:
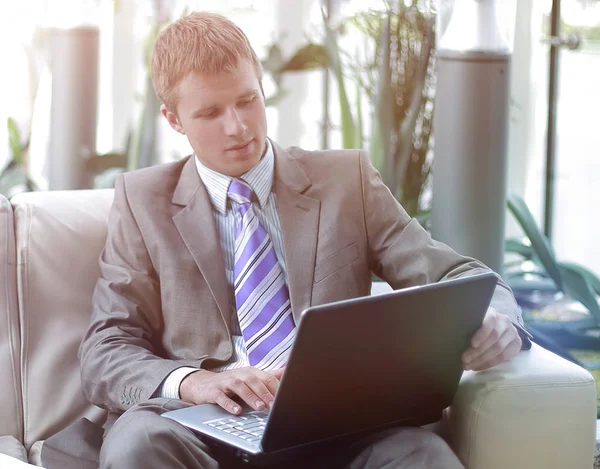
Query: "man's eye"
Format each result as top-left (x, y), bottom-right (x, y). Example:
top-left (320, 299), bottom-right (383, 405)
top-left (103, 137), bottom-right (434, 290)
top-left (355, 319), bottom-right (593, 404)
top-left (240, 96), bottom-right (256, 106)
top-left (198, 111), bottom-right (218, 119)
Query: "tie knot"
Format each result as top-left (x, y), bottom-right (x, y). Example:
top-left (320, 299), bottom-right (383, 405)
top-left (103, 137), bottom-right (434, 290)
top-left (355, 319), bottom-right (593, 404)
top-left (228, 179), bottom-right (255, 206)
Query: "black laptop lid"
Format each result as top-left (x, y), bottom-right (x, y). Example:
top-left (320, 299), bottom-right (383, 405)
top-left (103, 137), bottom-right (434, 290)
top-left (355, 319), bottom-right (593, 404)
top-left (260, 272), bottom-right (497, 452)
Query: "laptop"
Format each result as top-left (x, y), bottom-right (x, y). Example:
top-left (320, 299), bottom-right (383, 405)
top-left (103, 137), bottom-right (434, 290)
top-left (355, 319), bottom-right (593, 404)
top-left (162, 272), bottom-right (497, 465)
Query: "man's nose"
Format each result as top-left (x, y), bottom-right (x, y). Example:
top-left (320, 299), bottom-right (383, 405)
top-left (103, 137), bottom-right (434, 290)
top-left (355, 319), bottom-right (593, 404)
top-left (224, 108), bottom-right (247, 137)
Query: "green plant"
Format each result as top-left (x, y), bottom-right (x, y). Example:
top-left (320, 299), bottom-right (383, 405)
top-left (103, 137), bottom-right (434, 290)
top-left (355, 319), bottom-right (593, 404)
top-left (506, 193), bottom-right (600, 416)
top-left (260, 1), bottom-right (435, 217)
top-left (261, 41), bottom-right (330, 107)
top-left (414, 193), bottom-right (600, 328)
top-left (505, 193), bottom-right (600, 326)
top-left (325, 0), bottom-right (436, 216)
top-left (0, 118), bottom-right (37, 198)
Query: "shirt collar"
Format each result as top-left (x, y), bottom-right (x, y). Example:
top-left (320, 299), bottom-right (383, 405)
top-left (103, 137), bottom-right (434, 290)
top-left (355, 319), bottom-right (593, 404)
top-left (195, 138), bottom-right (275, 215)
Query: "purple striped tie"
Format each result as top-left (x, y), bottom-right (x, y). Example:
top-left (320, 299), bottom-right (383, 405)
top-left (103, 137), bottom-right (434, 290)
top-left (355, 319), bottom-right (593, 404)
top-left (228, 179), bottom-right (296, 370)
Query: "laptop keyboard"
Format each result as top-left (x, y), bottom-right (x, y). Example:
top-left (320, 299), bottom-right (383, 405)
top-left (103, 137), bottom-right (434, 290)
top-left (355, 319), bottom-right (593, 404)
top-left (205, 412), bottom-right (268, 443)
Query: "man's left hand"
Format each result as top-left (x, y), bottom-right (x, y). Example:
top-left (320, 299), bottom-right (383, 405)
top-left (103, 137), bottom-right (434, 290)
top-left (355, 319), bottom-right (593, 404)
top-left (462, 307), bottom-right (522, 371)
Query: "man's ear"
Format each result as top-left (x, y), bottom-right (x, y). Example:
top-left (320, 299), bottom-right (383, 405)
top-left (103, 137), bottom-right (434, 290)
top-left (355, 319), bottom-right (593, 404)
top-left (161, 104), bottom-right (185, 135)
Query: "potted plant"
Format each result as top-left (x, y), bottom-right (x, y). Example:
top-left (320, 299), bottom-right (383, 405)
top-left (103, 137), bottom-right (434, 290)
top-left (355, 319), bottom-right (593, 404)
top-left (505, 194), bottom-right (600, 359)
top-left (262, 0), bottom-right (436, 217)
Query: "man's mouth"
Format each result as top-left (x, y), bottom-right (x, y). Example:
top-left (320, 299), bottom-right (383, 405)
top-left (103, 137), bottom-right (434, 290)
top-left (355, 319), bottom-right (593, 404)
top-left (227, 139), bottom-right (253, 151)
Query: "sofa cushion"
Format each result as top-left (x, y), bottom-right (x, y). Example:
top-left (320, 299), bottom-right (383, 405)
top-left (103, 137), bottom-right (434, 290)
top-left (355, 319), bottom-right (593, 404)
top-left (0, 195), bottom-right (23, 440)
top-left (12, 190), bottom-right (114, 448)
top-left (0, 436), bottom-right (27, 462)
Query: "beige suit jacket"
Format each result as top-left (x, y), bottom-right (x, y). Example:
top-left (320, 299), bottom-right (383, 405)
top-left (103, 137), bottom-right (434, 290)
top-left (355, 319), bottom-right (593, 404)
top-left (79, 142), bottom-right (524, 421)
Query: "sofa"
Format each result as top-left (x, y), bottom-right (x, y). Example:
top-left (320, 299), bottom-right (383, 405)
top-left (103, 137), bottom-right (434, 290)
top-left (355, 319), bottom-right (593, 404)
top-left (0, 189), bottom-right (597, 468)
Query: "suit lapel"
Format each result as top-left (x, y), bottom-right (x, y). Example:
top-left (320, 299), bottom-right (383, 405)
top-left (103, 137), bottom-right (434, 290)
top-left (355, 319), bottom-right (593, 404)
top-left (272, 143), bottom-right (320, 324)
top-left (171, 157), bottom-right (232, 332)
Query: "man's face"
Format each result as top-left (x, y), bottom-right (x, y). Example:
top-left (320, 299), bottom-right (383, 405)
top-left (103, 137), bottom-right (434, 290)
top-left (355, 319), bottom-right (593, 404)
top-left (162, 60), bottom-right (268, 177)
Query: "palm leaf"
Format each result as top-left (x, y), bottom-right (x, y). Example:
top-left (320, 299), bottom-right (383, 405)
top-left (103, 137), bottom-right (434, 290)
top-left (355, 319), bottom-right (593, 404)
top-left (85, 152), bottom-right (128, 174)
top-left (505, 237), bottom-right (534, 259)
top-left (560, 261), bottom-right (600, 296)
top-left (261, 43), bottom-right (285, 77)
top-left (323, 17), bottom-right (356, 149)
top-left (507, 194), bottom-right (563, 290)
top-left (355, 76), bottom-right (363, 148)
top-left (7, 118), bottom-right (23, 165)
top-left (278, 43), bottom-right (329, 72)
top-left (558, 263), bottom-right (600, 322)
top-left (264, 89), bottom-right (289, 108)
top-left (504, 259), bottom-right (531, 271)
top-left (373, 12), bottom-right (393, 184)
top-left (0, 161), bottom-right (31, 198)
top-left (414, 209), bottom-right (430, 227)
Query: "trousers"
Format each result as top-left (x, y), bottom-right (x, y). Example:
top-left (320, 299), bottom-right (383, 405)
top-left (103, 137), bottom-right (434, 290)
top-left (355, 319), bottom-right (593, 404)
top-left (100, 398), bottom-right (465, 469)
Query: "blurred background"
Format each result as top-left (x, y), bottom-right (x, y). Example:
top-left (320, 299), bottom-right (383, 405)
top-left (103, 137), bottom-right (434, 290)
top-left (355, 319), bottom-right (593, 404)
top-left (1, 1), bottom-right (600, 364)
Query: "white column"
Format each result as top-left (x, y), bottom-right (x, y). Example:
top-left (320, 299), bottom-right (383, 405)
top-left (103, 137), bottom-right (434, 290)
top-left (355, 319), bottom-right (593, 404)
top-left (47, 27), bottom-right (99, 189)
top-left (274, 0), bottom-right (314, 147)
top-left (111, 0), bottom-right (137, 152)
top-left (505, 0), bottom-right (537, 237)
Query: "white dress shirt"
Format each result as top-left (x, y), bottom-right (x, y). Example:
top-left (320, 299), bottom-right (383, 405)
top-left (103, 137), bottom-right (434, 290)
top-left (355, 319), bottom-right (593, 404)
top-left (159, 139), bottom-right (288, 399)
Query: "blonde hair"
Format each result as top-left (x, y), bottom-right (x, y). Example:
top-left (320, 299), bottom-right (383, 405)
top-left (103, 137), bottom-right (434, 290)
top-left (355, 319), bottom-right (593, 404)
top-left (151, 11), bottom-right (263, 112)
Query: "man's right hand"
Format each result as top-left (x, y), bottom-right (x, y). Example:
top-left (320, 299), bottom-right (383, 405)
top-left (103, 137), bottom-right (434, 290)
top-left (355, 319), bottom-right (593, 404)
top-left (179, 367), bottom-right (284, 415)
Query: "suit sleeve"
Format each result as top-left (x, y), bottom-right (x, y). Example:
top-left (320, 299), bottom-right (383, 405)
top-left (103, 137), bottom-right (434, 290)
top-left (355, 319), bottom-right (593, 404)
top-left (358, 150), bottom-right (531, 346)
top-left (79, 175), bottom-right (189, 413)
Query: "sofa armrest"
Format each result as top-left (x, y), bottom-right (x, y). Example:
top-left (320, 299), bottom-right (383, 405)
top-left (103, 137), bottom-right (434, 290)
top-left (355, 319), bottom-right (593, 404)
top-left (448, 343), bottom-right (597, 469)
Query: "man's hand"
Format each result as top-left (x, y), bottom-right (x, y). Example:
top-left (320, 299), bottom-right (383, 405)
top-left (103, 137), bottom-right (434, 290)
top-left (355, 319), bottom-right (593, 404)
top-left (462, 308), bottom-right (522, 371)
top-left (179, 367), bottom-right (285, 415)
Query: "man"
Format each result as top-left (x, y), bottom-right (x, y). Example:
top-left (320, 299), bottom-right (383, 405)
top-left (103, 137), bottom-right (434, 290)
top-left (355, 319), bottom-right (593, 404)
top-left (78, 11), bottom-right (531, 469)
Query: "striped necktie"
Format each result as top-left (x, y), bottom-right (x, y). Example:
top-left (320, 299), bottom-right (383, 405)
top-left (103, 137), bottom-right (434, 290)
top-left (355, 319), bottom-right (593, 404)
top-left (228, 178), bottom-right (296, 370)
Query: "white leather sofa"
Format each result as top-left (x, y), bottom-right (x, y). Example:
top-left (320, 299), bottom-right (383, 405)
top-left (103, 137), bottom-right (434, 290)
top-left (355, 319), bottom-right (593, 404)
top-left (0, 189), bottom-right (597, 468)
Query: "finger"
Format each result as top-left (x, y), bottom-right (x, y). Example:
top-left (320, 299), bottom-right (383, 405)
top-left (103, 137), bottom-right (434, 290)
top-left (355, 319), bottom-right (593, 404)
top-left (225, 377), bottom-right (266, 411)
top-left (461, 346), bottom-right (479, 369)
top-left (214, 391), bottom-right (243, 415)
top-left (269, 367), bottom-right (285, 380)
top-left (463, 316), bottom-right (510, 365)
top-left (474, 315), bottom-right (515, 355)
top-left (465, 330), bottom-right (509, 370)
top-left (470, 310), bottom-right (497, 348)
top-left (462, 325), bottom-right (502, 365)
top-left (470, 336), bottom-right (522, 371)
top-left (467, 327), bottom-right (519, 371)
top-left (259, 370), bottom-right (282, 397)
top-left (244, 374), bottom-right (276, 409)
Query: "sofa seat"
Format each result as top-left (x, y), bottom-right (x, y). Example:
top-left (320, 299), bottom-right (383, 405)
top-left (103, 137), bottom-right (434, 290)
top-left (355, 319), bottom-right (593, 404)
top-left (0, 454), bottom-right (39, 469)
top-left (0, 189), bottom-right (597, 468)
